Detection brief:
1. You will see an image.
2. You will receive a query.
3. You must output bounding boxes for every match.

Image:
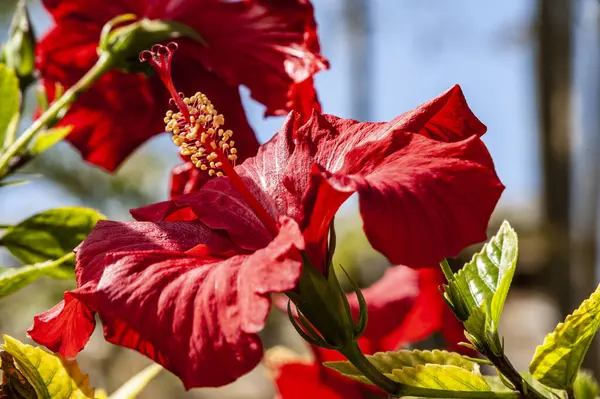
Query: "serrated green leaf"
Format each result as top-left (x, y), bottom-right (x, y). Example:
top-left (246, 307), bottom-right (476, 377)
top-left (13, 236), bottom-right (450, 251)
top-left (108, 364), bottom-right (162, 399)
top-left (391, 364), bottom-right (491, 391)
top-left (0, 207), bottom-right (105, 265)
top-left (0, 63), bottom-right (20, 147)
top-left (529, 284), bottom-right (600, 390)
top-left (445, 221), bottom-right (517, 346)
top-left (325, 349), bottom-right (480, 385)
top-left (1, 335), bottom-right (95, 398)
top-left (30, 126), bottom-right (72, 154)
top-left (0, 253), bottom-right (74, 299)
top-left (573, 371), bottom-right (599, 399)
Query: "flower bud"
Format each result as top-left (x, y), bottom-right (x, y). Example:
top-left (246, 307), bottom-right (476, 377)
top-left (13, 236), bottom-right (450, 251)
top-left (287, 256), bottom-right (367, 350)
top-left (97, 14), bottom-right (206, 73)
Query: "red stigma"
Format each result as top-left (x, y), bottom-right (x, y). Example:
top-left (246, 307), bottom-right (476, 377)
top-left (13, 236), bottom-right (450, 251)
top-left (140, 42), bottom-right (190, 122)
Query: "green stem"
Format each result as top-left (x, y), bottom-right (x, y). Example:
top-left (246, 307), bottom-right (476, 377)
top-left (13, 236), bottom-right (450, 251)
top-left (0, 52), bottom-right (114, 178)
top-left (486, 350), bottom-right (546, 399)
top-left (566, 386), bottom-right (575, 399)
top-left (339, 340), bottom-right (401, 394)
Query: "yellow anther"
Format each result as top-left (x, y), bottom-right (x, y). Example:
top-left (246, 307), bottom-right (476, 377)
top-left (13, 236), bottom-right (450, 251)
top-left (213, 115), bottom-right (225, 127)
top-left (164, 91), bottom-right (238, 178)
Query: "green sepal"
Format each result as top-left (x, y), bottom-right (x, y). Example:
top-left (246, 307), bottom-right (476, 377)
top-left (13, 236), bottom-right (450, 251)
top-left (529, 283), bottom-right (600, 390)
top-left (286, 257), bottom-right (357, 349)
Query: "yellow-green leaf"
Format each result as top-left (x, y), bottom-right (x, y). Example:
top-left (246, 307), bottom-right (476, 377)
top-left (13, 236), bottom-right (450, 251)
top-left (30, 126), bottom-right (72, 154)
top-left (391, 364), bottom-right (491, 391)
top-left (325, 349), bottom-right (479, 385)
top-left (0, 207), bottom-right (105, 265)
top-left (529, 284), bottom-right (600, 390)
top-left (0, 253), bottom-right (74, 299)
top-left (0, 63), bottom-right (20, 147)
top-left (1, 335), bottom-right (95, 398)
top-left (108, 364), bottom-right (162, 399)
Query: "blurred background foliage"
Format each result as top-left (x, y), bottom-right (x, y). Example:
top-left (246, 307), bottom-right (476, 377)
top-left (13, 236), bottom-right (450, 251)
top-left (1, 0), bottom-right (599, 397)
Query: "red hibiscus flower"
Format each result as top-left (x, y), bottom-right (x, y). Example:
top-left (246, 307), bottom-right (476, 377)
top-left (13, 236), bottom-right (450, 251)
top-left (28, 76), bottom-right (501, 389)
top-left (269, 267), bottom-right (468, 399)
top-left (39, 0), bottom-right (328, 170)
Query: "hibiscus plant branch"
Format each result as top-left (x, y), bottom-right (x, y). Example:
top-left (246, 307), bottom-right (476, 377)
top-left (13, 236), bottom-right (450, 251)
top-left (0, 52), bottom-right (115, 179)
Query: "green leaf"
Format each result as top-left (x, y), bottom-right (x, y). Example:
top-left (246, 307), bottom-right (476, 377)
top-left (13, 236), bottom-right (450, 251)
top-left (0, 207), bottom-right (105, 265)
top-left (0, 63), bottom-right (20, 148)
top-left (108, 364), bottom-right (162, 399)
top-left (391, 364), bottom-right (491, 391)
top-left (529, 283), bottom-right (600, 390)
top-left (325, 349), bottom-right (480, 385)
top-left (30, 126), bottom-right (72, 154)
top-left (1, 335), bottom-right (95, 398)
top-left (443, 221), bottom-right (518, 348)
top-left (0, 254), bottom-right (74, 299)
top-left (573, 371), bottom-right (599, 399)
top-left (1, 0), bottom-right (35, 85)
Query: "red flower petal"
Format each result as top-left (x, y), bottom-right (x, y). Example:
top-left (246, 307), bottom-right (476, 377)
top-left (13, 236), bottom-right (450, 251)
top-left (75, 220), bottom-right (233, 285)
top-left (301, 131), bottom-right (504, 268)
top-left (273, 362), bottom-right (364, 399)
top-left (170, 162), bottom-right (209, 198)
top-left (27, 290), bottom-right (96, 358)
top-left (165, 0), bottom-right (328, 117)
top-left (93, 216), bottom-right (304, 388)
top-left (42, 0), bottom-right (147, 23)
top-left (388, 85), bottom-right (487, 142)
top-left (132, 177), bottom-right (274, 251)
top-left (39, 0), bottom-right (326, 171)
top-left (347, 266), bottom-right (420, 351)
top-left (29, 219), bottom-right (236, 359)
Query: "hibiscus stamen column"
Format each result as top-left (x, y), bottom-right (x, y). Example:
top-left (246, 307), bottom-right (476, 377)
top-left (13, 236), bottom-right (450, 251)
top-left (140, 43), bottom-right (278, 236)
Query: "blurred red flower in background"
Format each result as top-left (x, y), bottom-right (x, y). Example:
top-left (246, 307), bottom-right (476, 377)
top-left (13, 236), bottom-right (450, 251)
top-left (38, 0), bottom-right (328, 170)
top-left (269, 267), bottom-right (469, 399)
top-left (28, 85), bottom-right (501, 389)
